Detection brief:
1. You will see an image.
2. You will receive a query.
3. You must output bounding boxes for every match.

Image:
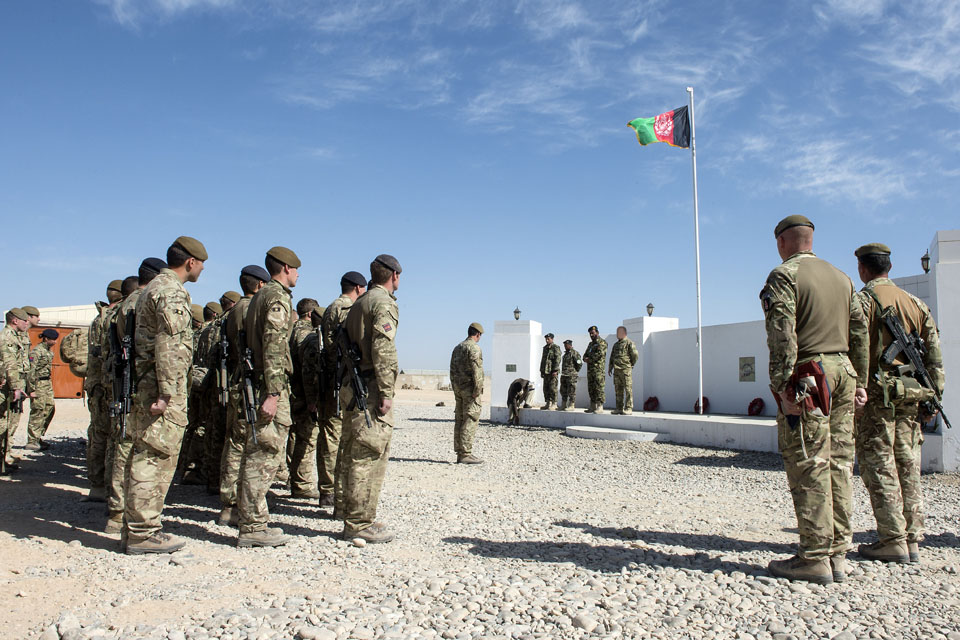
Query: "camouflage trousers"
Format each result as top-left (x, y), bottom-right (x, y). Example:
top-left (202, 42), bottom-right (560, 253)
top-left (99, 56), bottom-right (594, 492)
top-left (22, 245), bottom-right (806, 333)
top-left (341, 383), bottom-right (394, 533)
top-left (559, 375), bottom-right (577, 408)
top-left (453, 389), bottom-right (481, 455)
top-left (86, 386), bottom-right (111, 488)
top-left (612, 369), bottom-right (633, 412)
top-left (180, 388), bottom-right (207, 479)
top-left (124, 399), bottom-right (187, 542)
top-left (587, 369), bottom-right (606, 405)
top-left (27, 381), bottom-right (55, 444)
top-left (220, 387), bottom-right (244, 508)
top-left (856, 395), bottom-right (924, 544)
top-left (203, 399), bottom-right (227, 493)
top-left (238, 389), bottom-right (292, 534)
top-left (777, 353), bottom-right (856, 560)
top-left (542, 374), bottom-right (558, 404)
top-left (107, 425), bottom-right (133, 518)
top-left (288, 407), bottom-right (319, 495)
top-left (318, 388), bottom-right (342, 499)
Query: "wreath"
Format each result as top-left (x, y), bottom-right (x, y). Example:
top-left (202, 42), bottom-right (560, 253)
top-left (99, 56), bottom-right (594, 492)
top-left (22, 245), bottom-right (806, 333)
top-left (748, 397), bottom-right (765, 416)
top-left (694, 396), bottom-right (710, 414)
top-left (643, 396), bottom-right (660, 412)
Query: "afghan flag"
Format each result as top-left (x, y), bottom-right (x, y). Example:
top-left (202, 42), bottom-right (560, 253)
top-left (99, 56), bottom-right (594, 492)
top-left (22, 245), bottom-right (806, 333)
top-left (628, 106), bottom-right (690, 148)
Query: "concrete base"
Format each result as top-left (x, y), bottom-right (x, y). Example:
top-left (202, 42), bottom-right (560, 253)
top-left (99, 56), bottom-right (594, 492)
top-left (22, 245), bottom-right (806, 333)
top-left (565, 426), bottom-right (664, 442)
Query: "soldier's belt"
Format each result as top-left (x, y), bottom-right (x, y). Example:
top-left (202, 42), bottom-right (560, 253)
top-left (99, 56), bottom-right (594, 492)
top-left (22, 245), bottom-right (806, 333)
top-left (38, 376), bottom-right (51, 380)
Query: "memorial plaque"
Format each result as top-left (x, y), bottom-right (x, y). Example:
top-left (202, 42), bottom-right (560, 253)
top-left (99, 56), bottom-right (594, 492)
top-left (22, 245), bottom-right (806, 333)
top-left (739, 357), bottom-right (755, 382)
top-left (506, 364), bottom-right (517, 373)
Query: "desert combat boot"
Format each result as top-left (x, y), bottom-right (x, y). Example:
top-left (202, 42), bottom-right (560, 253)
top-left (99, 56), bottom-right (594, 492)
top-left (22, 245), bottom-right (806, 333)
top-left (126, 532), bottom-right (186, 555)
top-left (829, 554), bottom-right (847, 583)
top-left (858, 540), bottom-right (910, 563)
top-left (908, 541), bottom-right (920, 563)
top-left (238, 527), bottom-right (290, 548)
top-left (768, 555), bottom-right (833, 585)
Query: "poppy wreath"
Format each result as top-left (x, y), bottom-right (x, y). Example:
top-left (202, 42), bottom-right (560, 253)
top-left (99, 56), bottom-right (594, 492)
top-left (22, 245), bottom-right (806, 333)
top-left (694, 396), bottom-right (710, 414)
top-left (748, 397), bottom-right (765, 416)
top-left (643, 396), bottom-right (660, 412)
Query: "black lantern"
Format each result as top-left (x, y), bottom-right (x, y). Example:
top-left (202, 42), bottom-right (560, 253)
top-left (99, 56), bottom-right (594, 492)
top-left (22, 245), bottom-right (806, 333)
top-left (921, 250), bottom-right (931, 274)
top-left (513, 307), bottom-right (521, 320)
top-left (646, 302), bottom-right (654, 317)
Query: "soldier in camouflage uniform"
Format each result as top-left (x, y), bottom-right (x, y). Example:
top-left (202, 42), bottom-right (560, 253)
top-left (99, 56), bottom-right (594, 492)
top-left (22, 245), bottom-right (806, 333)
top-left (84, 280), bottom-right (122, 501)
top-left (608, 326), bottom-right (639, 415)
top-left (200, 291), bottom-right (240, 495)
top-left (123, 237), bottom-right (207, 554)
top-left (761, 216), bottom-right (868, 584)
top-left (25, 329), bottom-right (59, 451)
top-left (180, 303), bottom-right (210, 484)
top-left (218, 265), bottom-right (269, 527)
top-left (1, 308), bottom-right (32, 473)
top-left (286, 297), bottom-right (321, 497)
top-left (539, 334), bottom-right (562, 410)
top-left (321, 271), bottom-right (367, 512)
top-left (559, 340), bottom-right (582, 411)
top-left (236, 246), bottom-right (301, 548)
top-left (853, 243), bottom-right (945, 564)
top-left (105, 258), bottom-right (166, 534)
top-left (582, 326), bottom-right (607, 414)
top-left (340, 255), bottom-right (402, 544)
top-left (299, 307), bottom-right (326, 494)
top-left (450, 323), bottom-right (484, 464)
top-left (12, 306), bottom-right (42, 453)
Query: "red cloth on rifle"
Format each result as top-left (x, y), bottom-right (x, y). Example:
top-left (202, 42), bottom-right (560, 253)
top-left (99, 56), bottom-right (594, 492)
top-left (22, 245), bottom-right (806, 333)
top-left (771, 360), bottom-right (831, 417)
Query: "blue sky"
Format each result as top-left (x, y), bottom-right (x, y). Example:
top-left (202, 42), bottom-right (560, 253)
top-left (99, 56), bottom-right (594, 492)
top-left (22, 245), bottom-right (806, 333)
top-left (1, 0), bottom-right (957, 369)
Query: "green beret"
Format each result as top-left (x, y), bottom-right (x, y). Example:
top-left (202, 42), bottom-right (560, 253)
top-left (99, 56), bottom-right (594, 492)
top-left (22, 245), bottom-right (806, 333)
top-left (469, 322), bottom-right (484, 334)
top-left (204, 301), bottom-right (222, 315)
top-left (267, 246), bottom-right (301, 269)
top-left (174, 236), bottom-right (208, 261)
top-left (310, 306), bottom-right (327, 321)
top-left (8, 307), bottom-right (29, 322)
top-left (222, 290), bottom-right (242, 304)
top-left (855, 243), bottom-right (892, 258)
top-left (774, 215), bottom-right (815, 238)
top-left (190, 304), bottom-right (204, 324)
top-left (22, 306), bottom-right (39, 317)
top-left (374, 254), bottom-right (402, 274)
top-left (107, 279), bottom-right (123, 293)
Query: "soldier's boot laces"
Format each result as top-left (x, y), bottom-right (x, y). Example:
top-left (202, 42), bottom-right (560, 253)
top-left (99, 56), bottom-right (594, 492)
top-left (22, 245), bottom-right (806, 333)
top-left (344, 522), bottom-right (395, 544)
top-left (126, 532), bottom-right (186, 556)
top-left (238, 527), bottom-right (290, 548)
top-left (217, 506), bottom-right (239, 527)
top-left (829, 554), bottom-right (847, 583)
top-left (81, 486), bottom-right (107, 503)
top-left (105, 513), bottom-right (124, 534)
top-left (768, 555), bottom-right (833, 585)
top-left (457, 454), bottom-right (484, 465)
top-left (908, 541), bottom-right (920, 563)
top-left (858, 540), bottom-right (910, 563)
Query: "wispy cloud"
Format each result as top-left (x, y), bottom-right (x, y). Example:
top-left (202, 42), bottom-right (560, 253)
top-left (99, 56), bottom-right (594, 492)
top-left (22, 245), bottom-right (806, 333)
top-left (95, 0), bottom-right (236, 27)
top-left (782, 139), bottom-right (908, 204)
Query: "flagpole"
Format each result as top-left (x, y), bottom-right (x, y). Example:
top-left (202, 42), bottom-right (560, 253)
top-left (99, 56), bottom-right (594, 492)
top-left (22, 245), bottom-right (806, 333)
top-left (687, 86), bottom-right (703, 415)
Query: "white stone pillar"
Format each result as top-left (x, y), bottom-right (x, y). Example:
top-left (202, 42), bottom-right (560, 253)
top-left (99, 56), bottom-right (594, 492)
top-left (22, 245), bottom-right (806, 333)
top-left (622, 315), bottom-right (679, 411)
top-left (928, 230), bottom-right (960, 471)
top-left (492, 320), bottom-right (542, 407)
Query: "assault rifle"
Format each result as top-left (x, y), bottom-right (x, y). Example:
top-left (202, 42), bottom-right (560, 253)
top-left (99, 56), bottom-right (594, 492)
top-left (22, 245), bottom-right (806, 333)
top-left (217, 318), bottom-right (229, 408)
top-left (337, 328), bottom-right (372, 429)
top-left (239, 330), bottom-right (259, 444)
top-left (879, 307), bottom-right (952, 430)
top-left (108, 311), bottom-right (135, 438)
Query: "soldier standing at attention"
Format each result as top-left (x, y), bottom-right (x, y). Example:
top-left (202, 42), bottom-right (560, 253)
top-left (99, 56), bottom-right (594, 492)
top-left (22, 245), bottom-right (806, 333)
top-left (25, 329), bottom-right (59, 451)
top-left (608, 326), bottom-right (639, 415)
top-left (22, 306), bottom-right (41, 329)
top-left (559, 340), bottom-right (582, 411)
top-left (449, 322), bottom-right (484, 464)
top-left (853, 243), bottom-right (944, 564)
top-left (181, 302), bottom-right (219, 485)
top-left (123, 236), bottom-right (207, 554)
top-left (202, 291), bottom-right (240, 495)
top-left (105, 257), bottom-right (166, 534)
top-left (340, 254), bottom-right (402, 544)
top-left (1, 308), bottom-right (32, 473)
top-left (582, 326), bottom-right (607, 414)
top-left (761, 215), bottom-right (868, 584)
top-left (539, 334), bottom-right (562, 410)
top-left (236, 247), bottom-right (301, 548)
top-left (218, 265), bottom-right (270, 527)
top-left (321, 271), bottom-right (367, 514)
top-left (287, 297), bottom-right (321, 497)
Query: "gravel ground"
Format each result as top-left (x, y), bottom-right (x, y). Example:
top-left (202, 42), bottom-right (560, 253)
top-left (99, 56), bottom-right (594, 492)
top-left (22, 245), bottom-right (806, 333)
top-left (2, 397), bottom-right (959, 640)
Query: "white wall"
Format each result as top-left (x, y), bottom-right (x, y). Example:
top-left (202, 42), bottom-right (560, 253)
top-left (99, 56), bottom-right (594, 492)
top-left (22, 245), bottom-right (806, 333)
top-left (491, 320), bottom-right (542, 406)
top-left (927, 230), bottom-right (960, 471)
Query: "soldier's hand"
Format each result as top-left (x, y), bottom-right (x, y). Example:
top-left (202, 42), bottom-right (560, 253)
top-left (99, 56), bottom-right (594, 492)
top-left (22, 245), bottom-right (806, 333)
top-left (150, 396), bottom-right (170, 415)
top-left (777, 390), bottom-right (801, 416)
top-left (13, 389), bottom-right (26, 401)
top-left (854, 387), bottom-right (867, 410)
top-left (261, 394), bottom-right (279, 420)
top-left (29, 392), bottom-right (36, 398)
top-left (378, 396), bottom-right (392, 416)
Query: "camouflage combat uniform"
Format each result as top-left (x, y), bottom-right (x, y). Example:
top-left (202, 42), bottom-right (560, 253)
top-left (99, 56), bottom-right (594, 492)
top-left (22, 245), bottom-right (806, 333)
top-left (340, 284), bottom-right (399, 535)
top-left (855, 277), bottom-right (943, 546)
top-left (106, 288), bottom-right (141, 520)
top-left (559, 347), bottom-right (582, 409)
top-left (321, 294), bottom-right (354, 508)
top-left (181, 320), bottom-right (212, 481)
top-left (1, 322), bottom-right (28, 465)
top-left (200, 316), bottom-right (229, 493)
top-left (287, 316), bottom-right (320, 496)
top-left (26, 339), bottom-right (56, 445)
top-left (124, 268), bottom-right (194, 543)
top-left (539, 343), bottom-right (562, 407)
top-left (449, 338), bottom-right (483, 456)
top-left (98, 303), bottom-right (122, 488)
top-left (86, 302), bottom-right (113, 489)
top-left (609, 337), bottom-right (639, 413)
top-left (583, 336), bottom-right (607, 407)
top-left (5, 329), bottom-right (31, 453)
top-left (238, 278), bottom-right (295, 534)
top-left (220, 296), bottom-right (252, 510)
top-left (761, 250), bottom-right (868, 560)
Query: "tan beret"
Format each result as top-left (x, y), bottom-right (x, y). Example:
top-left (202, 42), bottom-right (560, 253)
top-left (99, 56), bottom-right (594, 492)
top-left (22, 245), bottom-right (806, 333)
top-left (107, 279), bottom-right (123, 293)
top-left (774, 215), bottom-right (814, 238)
top-left (174, 236), bottom-right (208, 261)
top-left (222, 291), bottom-right (242, 304)
top-left (855, 243), bottom-right (892, 258)
top-left (8, 307), bottom-right (29, 322)
top-left (310, 306), bottom-right (327, 321)
top-left (190, 304), bottom-right (204, 324)
top-left (22, 306), bottom-right (39, 316)
top-left (204, 301), bottom-right (222, 315)
top-left (267, 246), bottom-right (301, 269)
top-left (469, 322), bottom-right (484, 334)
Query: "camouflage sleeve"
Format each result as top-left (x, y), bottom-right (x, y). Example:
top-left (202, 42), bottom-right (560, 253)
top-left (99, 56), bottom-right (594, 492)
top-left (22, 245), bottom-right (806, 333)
top-left (155, 292), bottom-right (193, 397)
top-left (321, 306), bottom-right (339, 369)
top-left (574, 350), bottom-right (582, 371)
top-left (26, 345), bottom-right (41, 391)
top-left (539, 349), bottom-right (547, 376)
top-left (920, 304), bottom-right (945, 394)
top-left (470, 343), bottom-right (483, 392)
top-left (370, 299), bottom-right (399, 398)
top-left (300, 334), bottom-right (322, 406)
top-left (846, 284), bottom-right (869, 387)
top-left (761, 269), bottom-right (797, 394)
top-left (629, 341), bottom-right (639, 366)
top-left (262, 297), bottom-right (292, 395)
